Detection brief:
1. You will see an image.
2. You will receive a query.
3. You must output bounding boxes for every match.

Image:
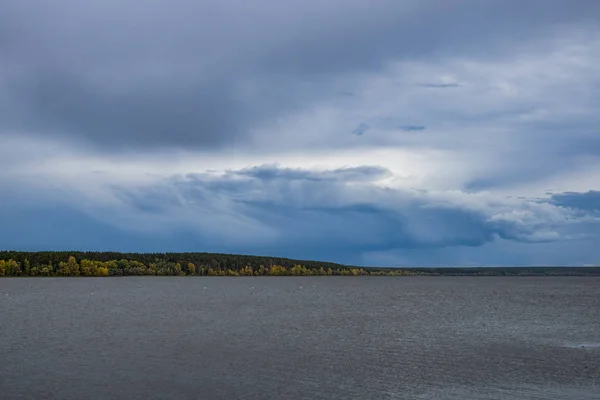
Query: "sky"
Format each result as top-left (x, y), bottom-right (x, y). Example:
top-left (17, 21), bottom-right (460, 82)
top-left (1, 0), bottom-right (600, 266)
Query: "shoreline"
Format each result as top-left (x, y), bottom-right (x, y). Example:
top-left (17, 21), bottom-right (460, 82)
top-left (1, 251), bottom-right (599, 278)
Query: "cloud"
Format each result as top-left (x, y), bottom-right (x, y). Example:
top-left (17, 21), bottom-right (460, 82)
top-left (2, 129), bottom-right (599, 264)
top-left (352, 123), bottom-right (369, 136)
top-left (235, 165), bottom-right (391, 182)
top-left (401, 125), bottom-right (426, 132)
top-left (417, 83), bottom-right (461, 88)
top-left (3, 162), bottom-right (583, 262)
top-left (550, 190), bottom-right (600, 214)
top-left (1, 0), bottom-right (599, 149)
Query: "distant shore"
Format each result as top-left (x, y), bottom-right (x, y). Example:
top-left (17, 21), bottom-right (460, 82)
top-left (1, 251), bottom-right (598, 277)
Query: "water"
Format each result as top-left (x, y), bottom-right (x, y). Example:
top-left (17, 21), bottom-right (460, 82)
top-left (1, 277), bottom-right (599, 399)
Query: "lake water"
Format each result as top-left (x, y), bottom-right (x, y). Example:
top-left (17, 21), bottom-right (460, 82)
top-left (1, 277), bottom-right (599, 399)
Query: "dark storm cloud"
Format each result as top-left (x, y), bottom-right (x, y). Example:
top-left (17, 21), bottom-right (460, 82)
top-left (7, 69), bottom-right (248, 149)
top-left (550, 190), bottom-right (600, 214)
top-left (1, 0), bottom-right (598, 149)
top-left (1, 159), bottom-right (587, 263)
top-left (100, 165), bottom-right (566, 256)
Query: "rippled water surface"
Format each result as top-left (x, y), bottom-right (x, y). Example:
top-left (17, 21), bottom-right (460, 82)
top-left (1, 277), bottom-right (599, 399)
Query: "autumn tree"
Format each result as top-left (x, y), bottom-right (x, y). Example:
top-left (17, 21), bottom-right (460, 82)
top-left (6, 260), bottom-right (21, 276)
top-left (186, 263), bottom-right (196, 275)
top-left (58, 256), bottom-right (80, 276)
top-left (174, 263), bottom-right (184, 276)
top-left (23, 259), bottom-right (31, 276)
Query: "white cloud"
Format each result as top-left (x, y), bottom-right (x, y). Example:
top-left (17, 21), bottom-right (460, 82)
top-left (245, 27), bottom-right (600, 194)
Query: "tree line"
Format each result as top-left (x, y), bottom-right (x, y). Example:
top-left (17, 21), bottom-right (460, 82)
top-left (0, 251), bottom-right (598, 277)
top-left (0, 254), bottom-right (382, 277)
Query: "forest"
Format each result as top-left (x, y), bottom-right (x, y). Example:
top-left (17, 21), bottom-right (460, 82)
top-left (0, 251), bottom-right (599, 277)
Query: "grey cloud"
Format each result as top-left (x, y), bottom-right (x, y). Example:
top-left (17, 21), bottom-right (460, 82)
top-left (550, 190), bottom-right (600, 214)
top-left (9, 69), bottom-right (249, 149)
top-left (418, 83), bottom-right (461, 88)
top-left (88, 165), bottom-right (570, 258)
top-left (465, 171), bottom-right (551, 192)
top-left (352, 123), bottom-right (369, 136)
top-left (111, 184), bottom-right (185, 214)
top-left (363, 236), bottom-right (600, 267)
top-left (234, 165), bottom-right (391, 182)
top-left (0, 200), bottom-right (207, 253)
top-left (362, 117), bottom-right (426, 133)
top-left (1, 160), bottom-right (590, 263)
top-left (401, 125), bottom-right (426, 132)
top-left (1, 0), bottom-right (598, 149)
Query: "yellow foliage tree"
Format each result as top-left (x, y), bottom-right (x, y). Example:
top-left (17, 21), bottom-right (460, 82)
top-left (187, 263), bottom-right (196, 275)
top-left (6, 260), bottom-right (21, 276)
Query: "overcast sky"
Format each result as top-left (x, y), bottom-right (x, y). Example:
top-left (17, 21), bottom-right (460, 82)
top-left (1, 0), bottom-right (599, 266)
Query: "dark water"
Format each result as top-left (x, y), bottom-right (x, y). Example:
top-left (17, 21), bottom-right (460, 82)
top-left (1, 277), bottom-right (599, 400)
